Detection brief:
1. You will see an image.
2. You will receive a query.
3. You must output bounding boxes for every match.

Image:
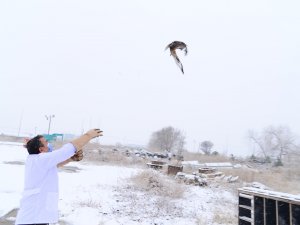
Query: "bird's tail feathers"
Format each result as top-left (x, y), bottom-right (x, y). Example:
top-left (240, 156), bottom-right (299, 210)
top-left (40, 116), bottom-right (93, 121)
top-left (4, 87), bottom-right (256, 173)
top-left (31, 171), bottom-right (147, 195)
top-left (173, 56), bottom-right (184, 74)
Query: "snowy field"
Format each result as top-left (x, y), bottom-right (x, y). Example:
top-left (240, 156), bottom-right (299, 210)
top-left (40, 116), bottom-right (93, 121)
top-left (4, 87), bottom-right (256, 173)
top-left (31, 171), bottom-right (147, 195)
top-left (0, 142), bottom-right (237, 225)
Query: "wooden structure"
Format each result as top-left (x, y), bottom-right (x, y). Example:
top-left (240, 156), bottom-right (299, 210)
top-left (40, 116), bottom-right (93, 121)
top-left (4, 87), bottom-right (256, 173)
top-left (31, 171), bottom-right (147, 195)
top-left (147, 160), bottom-right (166, 170)
top-left (203, 162), bottom-right (233, 169)
top-left (238, 187), bottom-right (300, 225)
top-left (198, 167), bottom-right (216, 174)
top-left (167, 165), bottom-right (183, 175)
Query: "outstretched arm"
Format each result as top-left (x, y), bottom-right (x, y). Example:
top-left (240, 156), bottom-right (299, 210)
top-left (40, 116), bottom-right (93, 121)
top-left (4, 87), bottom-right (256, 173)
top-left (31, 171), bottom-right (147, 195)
top-left (54, 129), bottom-right (103, 168)
top-left (57, 158), bottom-right (73, 167)
top-left (57, 148), bottom-right (84, 167)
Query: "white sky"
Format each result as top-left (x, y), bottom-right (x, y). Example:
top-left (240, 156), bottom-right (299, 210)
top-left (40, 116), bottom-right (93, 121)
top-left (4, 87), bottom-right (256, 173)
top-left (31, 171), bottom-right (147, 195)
top-left (0, 0), bottom-right (300, 156)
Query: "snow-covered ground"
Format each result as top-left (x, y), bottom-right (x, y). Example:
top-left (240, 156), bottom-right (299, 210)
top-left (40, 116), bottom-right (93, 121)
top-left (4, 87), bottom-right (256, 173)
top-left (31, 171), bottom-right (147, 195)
top-left (0, 142), bottom-right (237, 225)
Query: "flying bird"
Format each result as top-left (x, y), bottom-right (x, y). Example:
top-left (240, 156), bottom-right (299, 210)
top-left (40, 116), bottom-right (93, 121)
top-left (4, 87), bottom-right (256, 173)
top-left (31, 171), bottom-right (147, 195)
top-left (165, 41), bottom-right (188, 74)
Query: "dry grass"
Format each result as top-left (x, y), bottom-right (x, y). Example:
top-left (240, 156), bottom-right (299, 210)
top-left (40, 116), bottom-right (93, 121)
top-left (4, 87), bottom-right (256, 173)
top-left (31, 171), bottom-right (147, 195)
top-left (183, 151), bottom-right (231, 163)
top-left (83, 145), bottom-right (147, 167)
top-left (220, 168), bottom-right (260, 183)
top-left (0, 134), bottom-right (25, 143)
top-left (219, 167), bottom-right (300, 194)
top-left (130, 170), bottom-right (185, 198)
top-left (195, 217), bottom-right (207, 225)
top-left (212, 208), bottom-right (237, 224)
top-left (193, 208), bottom-right (237, 225)
top-left (75, 198), bottom-right (101, 208)
top-left (183, 150), bottom-right (300, 194)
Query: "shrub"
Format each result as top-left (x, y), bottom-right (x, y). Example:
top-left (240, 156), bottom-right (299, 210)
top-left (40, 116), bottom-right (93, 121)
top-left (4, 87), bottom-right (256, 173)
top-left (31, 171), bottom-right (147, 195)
top-left (130, 170), bottom-right (185, 198)
top-left (274, 158), bottom-right (283, 167)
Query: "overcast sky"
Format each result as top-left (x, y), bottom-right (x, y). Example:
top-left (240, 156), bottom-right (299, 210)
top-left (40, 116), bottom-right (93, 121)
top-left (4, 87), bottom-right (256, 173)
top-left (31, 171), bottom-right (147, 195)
top-left (0, 0), bottom-right (300, 156)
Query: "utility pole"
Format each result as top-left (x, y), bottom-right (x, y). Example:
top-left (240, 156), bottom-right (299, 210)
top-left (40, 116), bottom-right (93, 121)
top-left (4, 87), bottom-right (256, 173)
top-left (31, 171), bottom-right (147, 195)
top-left (45, 115), bottom-right (55, 134)
top-left (17, 110), bottom-right (24, 137)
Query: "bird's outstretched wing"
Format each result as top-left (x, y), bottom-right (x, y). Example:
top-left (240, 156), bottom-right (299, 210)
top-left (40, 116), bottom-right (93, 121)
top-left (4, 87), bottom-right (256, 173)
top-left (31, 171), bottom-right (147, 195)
top-left (165, 43), bottom-right (172, 51)
top-left (165, 41), bottom-right (188, 74)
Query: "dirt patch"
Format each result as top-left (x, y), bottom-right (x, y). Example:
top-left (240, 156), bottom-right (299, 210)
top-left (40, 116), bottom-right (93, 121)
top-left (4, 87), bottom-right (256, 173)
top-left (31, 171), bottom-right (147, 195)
top-left (3, 161), bottom-right (24, 165)
top-left (0, 135), bottom-right (25, 143)
top-left (59, 165), bottom-right (82, 173)
top-left (0, 208), bottom-right (18, 225)
top-left (0, 208), bottom-right (70, 225)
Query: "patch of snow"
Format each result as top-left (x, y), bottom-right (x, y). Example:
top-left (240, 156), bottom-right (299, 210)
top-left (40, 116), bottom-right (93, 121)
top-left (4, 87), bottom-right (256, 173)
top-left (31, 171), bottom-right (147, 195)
top-left (0, 143), bottom-right (238, 224)
top-left (204, 162), bottom-right (233, 168)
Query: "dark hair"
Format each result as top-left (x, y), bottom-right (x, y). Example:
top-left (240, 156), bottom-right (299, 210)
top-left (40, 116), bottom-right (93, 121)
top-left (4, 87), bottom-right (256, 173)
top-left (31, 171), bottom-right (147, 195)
top-left (25, 135), bottom-right (45, 154)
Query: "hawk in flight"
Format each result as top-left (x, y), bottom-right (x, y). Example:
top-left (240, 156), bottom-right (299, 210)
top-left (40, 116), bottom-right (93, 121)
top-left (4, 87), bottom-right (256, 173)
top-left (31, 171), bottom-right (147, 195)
top-left (165, 41), bottom-right (188, 74)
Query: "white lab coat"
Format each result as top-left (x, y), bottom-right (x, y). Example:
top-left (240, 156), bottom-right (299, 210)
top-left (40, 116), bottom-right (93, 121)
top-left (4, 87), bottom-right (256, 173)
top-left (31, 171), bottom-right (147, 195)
top-left (15, 143), bottom-right (76, 225)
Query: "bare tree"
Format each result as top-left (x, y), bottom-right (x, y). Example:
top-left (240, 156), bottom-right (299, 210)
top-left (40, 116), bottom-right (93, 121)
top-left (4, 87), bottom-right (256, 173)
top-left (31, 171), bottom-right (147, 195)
top-left (199, 141), bottom-right (214, 155)
top-left (148, 126), bottom-right (186, 155)
top-left (248, 126), bottom-right (298, 165)
top-left (176, 133), bottom-right (186, 160)
top-left (266, 126), bottom-right (296, 164)
top-left (248, 130), bottom-right (270, 160)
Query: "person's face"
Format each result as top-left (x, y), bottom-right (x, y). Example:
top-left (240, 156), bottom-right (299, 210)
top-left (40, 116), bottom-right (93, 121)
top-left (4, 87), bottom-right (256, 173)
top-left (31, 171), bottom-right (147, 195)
top-left (39, 137), bottom-right (49, 153)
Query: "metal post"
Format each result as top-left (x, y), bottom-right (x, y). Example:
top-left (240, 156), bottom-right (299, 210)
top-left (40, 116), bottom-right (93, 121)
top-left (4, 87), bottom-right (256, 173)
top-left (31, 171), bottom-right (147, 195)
top-left (45, 115), bottom-right (55, 134)
top-left (17, 110), bottom-right (24, 137)
top-left (47, 116), bottom-right (51, 134)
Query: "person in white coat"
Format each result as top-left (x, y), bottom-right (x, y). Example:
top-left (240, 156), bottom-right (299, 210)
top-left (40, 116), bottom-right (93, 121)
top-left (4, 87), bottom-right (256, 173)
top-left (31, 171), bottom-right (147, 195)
top-left (15, 129), bottom-right (103, 225)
